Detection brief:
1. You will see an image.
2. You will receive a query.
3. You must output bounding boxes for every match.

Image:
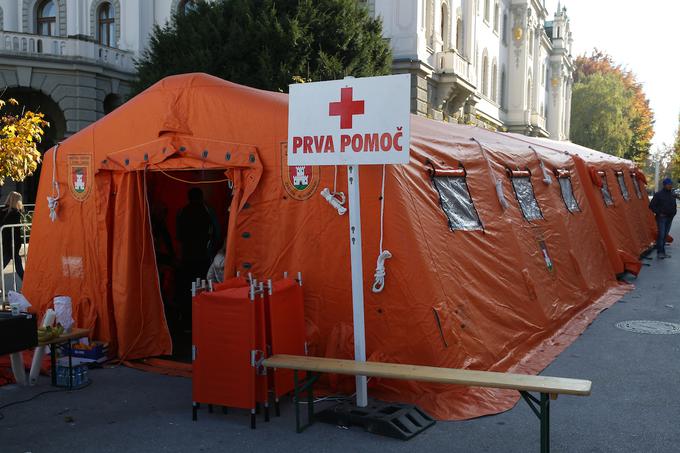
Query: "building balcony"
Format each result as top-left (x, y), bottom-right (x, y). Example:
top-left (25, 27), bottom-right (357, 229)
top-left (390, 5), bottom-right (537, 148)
top-left (0, 31), bottom-right (135, 74)
top-left (531, 112), bottom-right (546, 130)
top-left (434, 50), bottom-right (477, 114)
top-left (436, 49), bottom-right (477, 88)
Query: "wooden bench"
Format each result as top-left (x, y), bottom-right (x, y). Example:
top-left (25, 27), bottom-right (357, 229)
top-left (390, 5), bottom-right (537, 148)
top-left (263, 354), bottom-right (592, 453)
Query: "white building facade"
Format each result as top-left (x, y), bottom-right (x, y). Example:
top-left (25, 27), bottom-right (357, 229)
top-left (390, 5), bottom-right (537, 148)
top-left (0, 0), bottom-right (198, 199)
top-left (365, 0), bottom-right (573, 139)
top-left (0, 0), bottom-right (573, 200)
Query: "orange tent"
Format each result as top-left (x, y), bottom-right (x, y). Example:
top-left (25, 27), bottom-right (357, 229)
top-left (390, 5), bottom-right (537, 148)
top-left (23, 74), bottom-right (654, 420)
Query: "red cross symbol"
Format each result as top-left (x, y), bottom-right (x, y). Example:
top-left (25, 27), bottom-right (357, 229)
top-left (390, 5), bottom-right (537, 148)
top-left (329, 87), bottom-right (365, 129)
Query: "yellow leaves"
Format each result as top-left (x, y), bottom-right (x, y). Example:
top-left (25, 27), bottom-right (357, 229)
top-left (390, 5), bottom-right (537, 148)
top-left (0, 98), bottom-right (47, 185)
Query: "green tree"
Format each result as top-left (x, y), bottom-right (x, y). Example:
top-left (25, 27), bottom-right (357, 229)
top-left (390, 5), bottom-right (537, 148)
top-left (133, 0), bottom-right (392, 95)
top-left (570, 72), bottom-right (633, 158)
top-left (571, 51), bottom-right (654, 164)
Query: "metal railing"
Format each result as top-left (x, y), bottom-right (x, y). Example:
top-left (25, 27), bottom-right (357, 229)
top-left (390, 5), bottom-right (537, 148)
top-left (0, 223), bottom-right (31, 301)
top-left (0, 31), bottom-right (135, 73)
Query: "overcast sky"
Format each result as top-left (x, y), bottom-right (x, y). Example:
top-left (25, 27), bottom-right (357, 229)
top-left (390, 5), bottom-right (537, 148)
top-left (546, 0), bottom-right (679, 152)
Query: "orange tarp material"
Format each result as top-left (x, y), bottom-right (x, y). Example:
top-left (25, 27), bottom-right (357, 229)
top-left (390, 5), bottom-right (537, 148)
top-left (23, 73), bottom-right (652, 419)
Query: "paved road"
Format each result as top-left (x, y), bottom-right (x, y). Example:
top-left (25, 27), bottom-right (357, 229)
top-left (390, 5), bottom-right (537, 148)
top-left (2, 224), bottom-right (679, 452)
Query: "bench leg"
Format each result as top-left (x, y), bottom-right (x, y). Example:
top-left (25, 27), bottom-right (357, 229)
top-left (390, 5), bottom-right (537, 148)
top-left (520, 391), bottom-right (551, 453)
top-left (540, 393), bottom-right (550, 453)
top-left (293, 370), bottom-right (319, 433)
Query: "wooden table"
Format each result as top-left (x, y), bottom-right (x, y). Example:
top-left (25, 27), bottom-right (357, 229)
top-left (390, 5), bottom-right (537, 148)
top-left (39, 328), bottom-right (90, 389)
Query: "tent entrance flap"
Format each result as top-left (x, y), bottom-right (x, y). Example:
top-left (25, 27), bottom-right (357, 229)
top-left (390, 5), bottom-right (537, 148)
top-left (146, 169), bottom-right (233, 363)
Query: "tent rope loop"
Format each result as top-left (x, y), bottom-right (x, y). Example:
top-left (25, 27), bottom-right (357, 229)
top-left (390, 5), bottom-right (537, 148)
top-left (47, 143), bottom-right (61, 222)
top-left (321, 166), bottom-right (347, 215)
top-left (529, 146), bottom-right (553, 184)
top-left (372, 164), bottom-right (391, 293)
top-left (472, 138), bottom-right (509, 210)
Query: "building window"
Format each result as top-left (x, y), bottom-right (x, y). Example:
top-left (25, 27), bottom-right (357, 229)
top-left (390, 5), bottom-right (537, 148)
top-left (556, 170), bottom-right (580, 213)
top-left (455, 17), bottom-right (463, 50)
top-left (502, 12), bottom-right (508, 45)
top-left (482, 51), bottom-right (489, 96)
top-left (491, 61), bottom-right (498, 102)
top-left (425, 0), bottom-right (434, 46)
top-left (493, 1), bottom-right (499, 32)
top-left (37, 0), bottom-right (57, 36)
top-left (600, 172), bottom-right (614, 206)
top-left (500, 67), bottom-right (506, 109)
top-left (616, 171), bottom-right (630, 201)
top-left (432, 169), bottom-right (483, 231)
top-left (484, 0), bottom-right (490, 23)
top-left (178, 0), bottom-right (198, 16)
top-left (528, 29), bottom-right (533, 55)
top-left (441, 2), bottom-right (450, 49)
top-left (97, 2), bottom-right (115, 46)
top-left (509, 171), bottom-right (543, 221)
top-left (527, 78), bottom-right (532, 110)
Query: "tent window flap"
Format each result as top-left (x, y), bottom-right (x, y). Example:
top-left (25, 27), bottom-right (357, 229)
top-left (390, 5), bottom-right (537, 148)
top-left (630, 173), bottom-right (642, 199)
top-left (433, 175), bottom-right (483, 231)
top-left (511, 176), bottom-right (543, 220)
top-left (600, 173), bottom-right (614, 206)
top-left (616, 172), bottom-right (630, 201)
top-left (557, 175), bottom-right (580, 213)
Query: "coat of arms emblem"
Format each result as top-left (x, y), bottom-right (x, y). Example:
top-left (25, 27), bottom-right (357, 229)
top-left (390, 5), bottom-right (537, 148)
top-left (68, 154), bottom-right (92, 201)
top-left (280, 142), bottom-right (319, 200)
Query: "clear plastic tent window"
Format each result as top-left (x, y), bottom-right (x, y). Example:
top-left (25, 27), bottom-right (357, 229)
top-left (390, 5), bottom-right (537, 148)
top-left (511, 177), bottom-right (543, 221)
top-left (558, 176), bottom-right (580, 213)
top-left (616, 173), bottom-right (630, 201)
top-left (631, 174), bottom-right (642, 199)
top-left (433, 176), bottom-right (483, 231)
top-left (600, 174), bottom-right (614, 206)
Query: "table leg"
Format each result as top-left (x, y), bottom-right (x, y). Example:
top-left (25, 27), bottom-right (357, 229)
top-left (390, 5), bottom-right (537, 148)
top-left (50, 344), bottom-right (56, 386)
top-left (67, 341), bottom-right (73, 390)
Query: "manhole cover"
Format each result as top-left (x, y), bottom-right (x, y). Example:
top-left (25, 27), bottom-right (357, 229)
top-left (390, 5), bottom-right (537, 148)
top-left (615, 320), bottom-right (680, 335)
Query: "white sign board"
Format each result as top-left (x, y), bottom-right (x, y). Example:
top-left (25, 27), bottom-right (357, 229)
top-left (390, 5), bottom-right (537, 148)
top-left (288, 74), bottom-right (411, 166)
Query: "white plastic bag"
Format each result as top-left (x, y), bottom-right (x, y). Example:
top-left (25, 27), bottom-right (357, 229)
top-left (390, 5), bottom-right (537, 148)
top-left (8, 291), bottom-right (31, 313)
top-left (29, 308), bottom-right (56, 385)
top-left (53, 296), bottom-right (74, 332)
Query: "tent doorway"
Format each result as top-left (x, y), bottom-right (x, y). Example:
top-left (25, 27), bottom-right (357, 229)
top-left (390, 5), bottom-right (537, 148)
top-left (146, 169), bottom-right (232, 362)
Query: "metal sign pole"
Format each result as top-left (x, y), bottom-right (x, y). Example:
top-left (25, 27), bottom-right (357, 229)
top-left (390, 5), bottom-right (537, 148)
top-left (347, 164), bottom-right (368, 407)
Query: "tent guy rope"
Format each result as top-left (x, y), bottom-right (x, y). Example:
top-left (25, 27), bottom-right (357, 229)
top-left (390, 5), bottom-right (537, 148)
top-left (47, 143), bottom-right (61, 222)
top-left (372, 164), bottom-right (391, 293)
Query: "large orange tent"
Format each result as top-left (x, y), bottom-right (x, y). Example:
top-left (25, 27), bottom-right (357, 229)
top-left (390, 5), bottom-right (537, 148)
top-left (23, 73), bottom-right (654, 420)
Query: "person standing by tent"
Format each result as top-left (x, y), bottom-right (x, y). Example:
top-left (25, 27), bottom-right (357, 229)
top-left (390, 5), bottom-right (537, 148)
top-left (649, 178), bottom-right (677, 259)
top-left (206, 239), bottom-right (226, 284)
top-left (0, 192), bottom-right (25, 279)
top-left (176, 188), bottom-right (216, 327)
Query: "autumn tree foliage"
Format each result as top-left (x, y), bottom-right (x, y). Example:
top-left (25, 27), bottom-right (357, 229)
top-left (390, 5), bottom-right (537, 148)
top-left (571, 50), bottom-right (654, 164)
top-left (671, 113), bottom-right (680, 182)
top-left (0, 97), bottom-right (48, 186)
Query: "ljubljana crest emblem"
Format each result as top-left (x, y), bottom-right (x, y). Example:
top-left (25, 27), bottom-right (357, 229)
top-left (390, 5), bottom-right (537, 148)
top-left (68, 154), bottom-right (92, 201)
top-left (280, 142), bottom-right (319, 200)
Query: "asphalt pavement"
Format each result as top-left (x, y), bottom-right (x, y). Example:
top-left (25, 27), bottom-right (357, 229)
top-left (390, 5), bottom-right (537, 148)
top-left (1, 223), bottom-right (679, 453)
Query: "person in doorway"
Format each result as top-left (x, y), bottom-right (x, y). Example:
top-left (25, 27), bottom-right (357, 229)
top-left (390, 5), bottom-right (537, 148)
top-left (649, 178), bottom-right (677, 259)
top-left (176, 188), bottom-right (216, 328)
top-left (207, 239), bottom-right (226, 284)
top-left (0, 192), bottom-right (25, 279)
